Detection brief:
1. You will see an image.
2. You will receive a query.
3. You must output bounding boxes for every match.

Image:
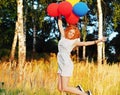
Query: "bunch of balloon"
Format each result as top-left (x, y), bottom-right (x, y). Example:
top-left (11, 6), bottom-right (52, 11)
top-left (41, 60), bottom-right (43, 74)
top-left (47, 3), bottom-right (59, 17)
top-left (47, 0), bottom-right (89, 25)
top-left (73, 2), bottom-right (90, 17)
top-left (66, 0), bottom-right (79, 6)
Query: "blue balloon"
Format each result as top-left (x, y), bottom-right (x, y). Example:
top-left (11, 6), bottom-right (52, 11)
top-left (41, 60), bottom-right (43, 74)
top-left (73, 2), bottom-right (89, 17)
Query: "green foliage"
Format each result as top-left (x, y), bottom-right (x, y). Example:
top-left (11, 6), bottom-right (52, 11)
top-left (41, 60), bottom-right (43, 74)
top-left (109, 33), bottom-right (120, 62)
top-left (0, 49), bottom-right (10, 60)
top-left (7, 89), bottom-right (22, 95)
top-left (112, 1), bottom-right (120, 29)
top-left (3, 88), bottom-right (49, 95)
top-left (0, 0), bottom-right (10, 8)
top-left (0, 0), bottom-right (17, 18)
top-left (0, 89), bottom-right (6, 95)
top-left (0, 0), bottom-right (16, 56)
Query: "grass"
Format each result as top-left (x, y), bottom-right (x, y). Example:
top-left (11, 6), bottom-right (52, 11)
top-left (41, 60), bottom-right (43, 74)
top-left (0, 53), bottom-right (120, 95)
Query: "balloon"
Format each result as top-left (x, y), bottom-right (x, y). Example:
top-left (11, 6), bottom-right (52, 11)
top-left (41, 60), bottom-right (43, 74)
top-left (58, 1), bottom-right (72, 17)
top-left (47, 3), bottom-right (59, 17)
top-left (73, 2), bottom-right (89, 17)
top-left (66, 0), bottom-right (79, 6)
top-left (66, 12), bottom-right (79, 25)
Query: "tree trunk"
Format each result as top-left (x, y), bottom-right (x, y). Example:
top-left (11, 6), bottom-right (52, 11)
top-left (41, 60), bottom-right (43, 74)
top-left (82, 16), bottom-right (87, 60)
top-left (17, 0), bottom-right (26, 81)
top-left (23, 0), bottom-right (27, 60)
top-left (76, 47), bottom-right (79, 62)
top-left (33, 24), bottom-right (36, 53)
top-left (10, 0), bottom-right (26, 80)
top-left (83, 46), bottom-right (86, 60)
top-left (32, 0), bottom-right (37, 55)
top-left (97, 0), bottom-right (103, 65)
top-left (17, 0), bottom-right (26, 65)
top-left (102, 43), bottom-right (106, 64)
top-left (9, 22), bottom-right (18, 61)
top-left (10, 0), bottom-right (26, 63)
top-left (102, 1), bottom-right (107, 64)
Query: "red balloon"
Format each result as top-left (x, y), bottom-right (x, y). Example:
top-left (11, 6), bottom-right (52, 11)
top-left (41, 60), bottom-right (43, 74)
top-left (66, 12), bottom-right (79, 25)
top-left (58, 1), bottom-right (72, 17)
top-left (47, 3), bottom-right (59, 17)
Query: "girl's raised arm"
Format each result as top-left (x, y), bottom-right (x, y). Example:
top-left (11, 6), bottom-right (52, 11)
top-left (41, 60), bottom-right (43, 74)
top-left (58, 17), bottom-right (65, 37)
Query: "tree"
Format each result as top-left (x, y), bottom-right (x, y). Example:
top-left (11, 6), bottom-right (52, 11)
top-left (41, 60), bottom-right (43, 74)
top-left (82, 16), bottom-right (88, 60)
top-left (17, 0), bottom-right (26, 65)
top-left (97, 0), bottom-right (104, 65)
top-left (10, 22), bottom-right (18, 61)
top-left (10, 0), bottom-right (26, 66)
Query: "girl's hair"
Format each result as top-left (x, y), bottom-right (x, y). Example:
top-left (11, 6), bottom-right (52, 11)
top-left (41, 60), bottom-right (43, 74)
top-left (64, 25), bottom-right (80, 40)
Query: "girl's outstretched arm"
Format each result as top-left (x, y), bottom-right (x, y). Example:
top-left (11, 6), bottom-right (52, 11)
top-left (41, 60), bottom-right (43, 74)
top-left (74, 37), bottom-right (107, 47)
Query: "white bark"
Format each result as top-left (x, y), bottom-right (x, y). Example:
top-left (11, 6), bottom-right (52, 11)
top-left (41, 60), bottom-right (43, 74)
top-left (17, 0), bottom-right (26, 65)
top-left (83, 46), bottom-right (86, 60)
top-left (97, 0), bottom-right (103, 65)
top-left (9, 22), bottom-right (18, 61)
top-left (10, 0), bottom-right (26, 64)
top-left (82, 16), bottom-right (87, 60)
top-left (17, 0), bottom-right (26, 81)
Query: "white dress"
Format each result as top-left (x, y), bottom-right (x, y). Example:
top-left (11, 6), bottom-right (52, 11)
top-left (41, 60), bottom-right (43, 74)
top-left (57, 37), bottom-right (79, 76)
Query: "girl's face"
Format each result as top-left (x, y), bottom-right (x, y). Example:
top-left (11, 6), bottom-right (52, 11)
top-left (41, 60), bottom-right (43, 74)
top-left (67, 29), bottom-right (75, 39)
top-left (65, 25), bottom-right (80, 39)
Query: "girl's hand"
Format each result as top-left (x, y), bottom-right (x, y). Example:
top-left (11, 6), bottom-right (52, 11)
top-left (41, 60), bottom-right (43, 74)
top-left (100, 37), bottom-right (107, 42)
top-left (58, 15), bottom-right (62, 20)
top-left (94, 37), bottom-right (107, 44)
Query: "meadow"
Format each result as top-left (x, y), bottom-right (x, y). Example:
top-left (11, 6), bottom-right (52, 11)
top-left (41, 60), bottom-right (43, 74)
top-left (0, 53), bottom-right (120, 95)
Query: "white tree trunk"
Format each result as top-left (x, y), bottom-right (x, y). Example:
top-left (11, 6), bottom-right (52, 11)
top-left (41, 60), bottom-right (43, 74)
top-left (17, 0), bottom-right (26, 81)
top-left (10, 0), bottom-right (26, 80)
top-left (83, 46), bottom-right (86, 60)
top-left (17, 0), bottom-right (26, 65)
top-left (76, 47), bottom-right (79, 62)
top-left (97, 0), bottom-right (103, 65)
top-left (102, 43), bottom-right (106, 64)
top-left (9, 22), bottom-right (18, 61)
top-left (82, 16), bottom-right (87, 60)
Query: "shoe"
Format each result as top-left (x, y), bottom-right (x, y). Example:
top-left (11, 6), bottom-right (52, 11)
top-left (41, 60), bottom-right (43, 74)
top-left (76, 85), bottom-right (84, 92)
top-left (86, 90), bottom-right (92, 95)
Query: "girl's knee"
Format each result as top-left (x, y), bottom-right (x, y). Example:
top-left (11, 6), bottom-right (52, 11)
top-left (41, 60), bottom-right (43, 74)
top-left (58, 86), bottom-right (63, 92)
top-left (58, 86), bottom-right (68, 92)
top-left (62, 86), bottom-right (68, 92)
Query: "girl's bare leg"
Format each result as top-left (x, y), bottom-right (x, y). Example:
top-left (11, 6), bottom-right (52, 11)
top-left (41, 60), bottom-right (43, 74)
top-left (61, 76), bottom-right (87, 95)
top-left (58, 73), bottom-right (62, 92)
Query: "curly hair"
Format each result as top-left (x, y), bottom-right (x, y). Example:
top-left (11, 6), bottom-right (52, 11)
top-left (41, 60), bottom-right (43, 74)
top-left (64, 25), bottom-right (80, 40)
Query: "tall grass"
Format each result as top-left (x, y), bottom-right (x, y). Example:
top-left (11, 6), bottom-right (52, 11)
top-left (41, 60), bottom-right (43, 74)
top-left (0, 53), bottom-right (120, 95)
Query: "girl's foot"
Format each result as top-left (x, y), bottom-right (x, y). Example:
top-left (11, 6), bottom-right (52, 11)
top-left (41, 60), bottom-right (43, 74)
top-left (86, 90), bottom-right (92, 95)
top-left (76, 85), bottom-right (84, 92)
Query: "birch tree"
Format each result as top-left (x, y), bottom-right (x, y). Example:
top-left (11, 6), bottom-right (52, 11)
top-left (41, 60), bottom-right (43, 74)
top-left (97, 0), bottom-right (103, 65)
top-left (10, 0), bottom-right (26, 66)
top-left (17, 0), bottom-right (26, 65)
top-left (9, 22), bottom-right (18, 61)
top-left (82, 16), bottom-right (87, 60)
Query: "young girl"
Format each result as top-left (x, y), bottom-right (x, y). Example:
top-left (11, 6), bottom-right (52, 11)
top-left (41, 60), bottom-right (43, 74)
top-left (57, 17), bottom-right (106, 95)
